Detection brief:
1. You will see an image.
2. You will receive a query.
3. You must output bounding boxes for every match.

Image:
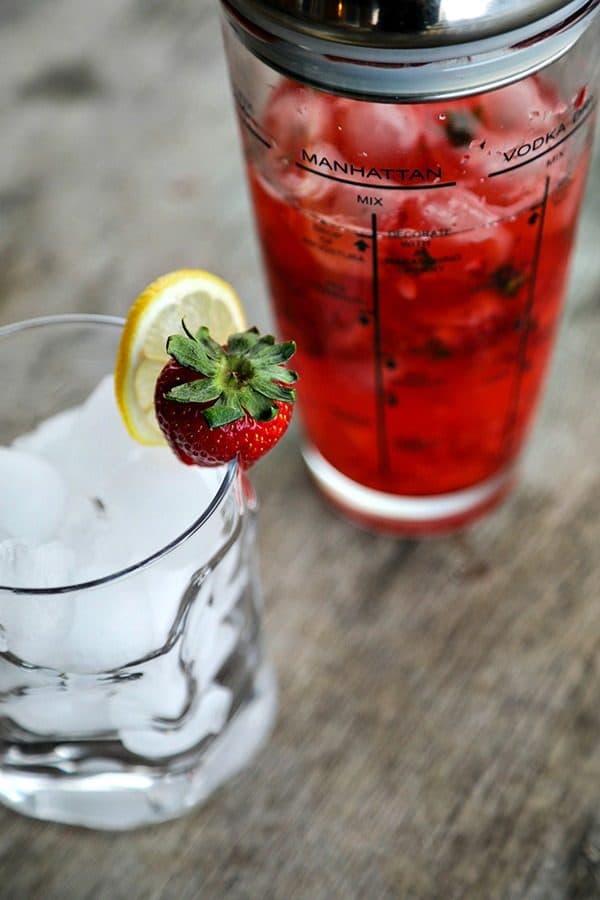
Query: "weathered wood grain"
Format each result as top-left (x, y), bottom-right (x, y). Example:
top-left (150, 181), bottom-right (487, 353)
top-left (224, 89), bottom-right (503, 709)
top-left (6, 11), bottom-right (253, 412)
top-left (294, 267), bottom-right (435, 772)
top-left (1, 1), bottom-right (600, 898)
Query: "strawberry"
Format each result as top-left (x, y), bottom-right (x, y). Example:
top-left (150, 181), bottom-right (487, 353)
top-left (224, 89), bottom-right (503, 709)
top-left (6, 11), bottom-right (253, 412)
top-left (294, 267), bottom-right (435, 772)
top-left (154, 324), bottom-right (297, 468)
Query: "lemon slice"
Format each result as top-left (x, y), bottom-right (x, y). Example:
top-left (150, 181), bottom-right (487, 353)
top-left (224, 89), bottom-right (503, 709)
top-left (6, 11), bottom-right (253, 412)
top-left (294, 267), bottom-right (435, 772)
top-left (115, 269), bottom-right (247, 445)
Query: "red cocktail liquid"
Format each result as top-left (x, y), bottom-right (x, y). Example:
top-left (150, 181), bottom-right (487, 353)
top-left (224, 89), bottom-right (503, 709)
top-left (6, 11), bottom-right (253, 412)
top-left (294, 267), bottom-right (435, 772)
top-left (240, 76), bottom-right (594, 530)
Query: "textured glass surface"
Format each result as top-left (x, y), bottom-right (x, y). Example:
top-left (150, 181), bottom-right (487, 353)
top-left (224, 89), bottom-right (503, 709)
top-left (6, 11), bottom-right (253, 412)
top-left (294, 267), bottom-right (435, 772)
top-left (0, 317), bottom-right (276, 829)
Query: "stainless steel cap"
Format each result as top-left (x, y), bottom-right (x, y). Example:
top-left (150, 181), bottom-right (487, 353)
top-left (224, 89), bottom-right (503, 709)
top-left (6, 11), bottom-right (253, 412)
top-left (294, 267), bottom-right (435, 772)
top-left (226, 0), bottom-right (598, 47)
top-left (221, 0), bottom-right (600, 98)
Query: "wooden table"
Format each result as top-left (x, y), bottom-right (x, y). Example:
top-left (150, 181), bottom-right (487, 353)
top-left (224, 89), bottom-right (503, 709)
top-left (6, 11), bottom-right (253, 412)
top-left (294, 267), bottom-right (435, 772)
top-left (1, 2), bottom-right (600, 897)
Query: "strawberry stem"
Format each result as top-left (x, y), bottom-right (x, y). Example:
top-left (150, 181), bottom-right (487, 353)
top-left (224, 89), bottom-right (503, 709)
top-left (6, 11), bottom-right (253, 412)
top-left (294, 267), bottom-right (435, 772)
top-left (164, 322), bottom-right (297, 428)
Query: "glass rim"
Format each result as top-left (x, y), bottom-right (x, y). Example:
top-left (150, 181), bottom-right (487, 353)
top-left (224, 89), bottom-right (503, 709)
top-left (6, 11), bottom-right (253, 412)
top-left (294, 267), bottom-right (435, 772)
top-left (0, 313), bottom-right (239, 596)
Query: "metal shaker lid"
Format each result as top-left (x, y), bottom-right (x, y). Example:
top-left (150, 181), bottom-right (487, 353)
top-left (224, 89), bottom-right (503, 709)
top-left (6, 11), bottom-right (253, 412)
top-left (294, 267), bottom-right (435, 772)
top-left (222, 0), bottom-right (599, 98)
top-left (225, 0), bottom-right (598, 48)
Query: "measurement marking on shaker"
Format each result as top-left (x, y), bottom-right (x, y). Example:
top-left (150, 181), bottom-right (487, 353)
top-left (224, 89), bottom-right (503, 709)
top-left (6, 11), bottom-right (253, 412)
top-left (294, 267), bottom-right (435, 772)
top-left (488, 104), bottom-right (595, 177)
top-left (235, 104), bottom-right (272, 148)
top-left (371, 213), bottom-right (390, 475)
top-left (501, 175), bottom-right (550, 454)
top-left (241, 119), bottom-right (271, 149)
top-left (295, 164), bottom-right (456, 191)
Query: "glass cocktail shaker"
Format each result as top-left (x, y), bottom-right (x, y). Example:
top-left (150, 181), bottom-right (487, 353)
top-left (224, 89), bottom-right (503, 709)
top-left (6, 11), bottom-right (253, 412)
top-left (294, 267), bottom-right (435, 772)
top-left (218, 0), bottom-right (599, 534)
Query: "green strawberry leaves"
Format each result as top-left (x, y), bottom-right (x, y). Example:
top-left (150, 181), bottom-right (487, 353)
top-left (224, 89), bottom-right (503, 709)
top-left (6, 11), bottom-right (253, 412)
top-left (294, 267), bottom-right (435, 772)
top-left (162, 378), bottom-right (222, 404)
top-left (166, 328), bottom-right (221, 376)
top-left (164, 322), bottom-right (297, 428)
